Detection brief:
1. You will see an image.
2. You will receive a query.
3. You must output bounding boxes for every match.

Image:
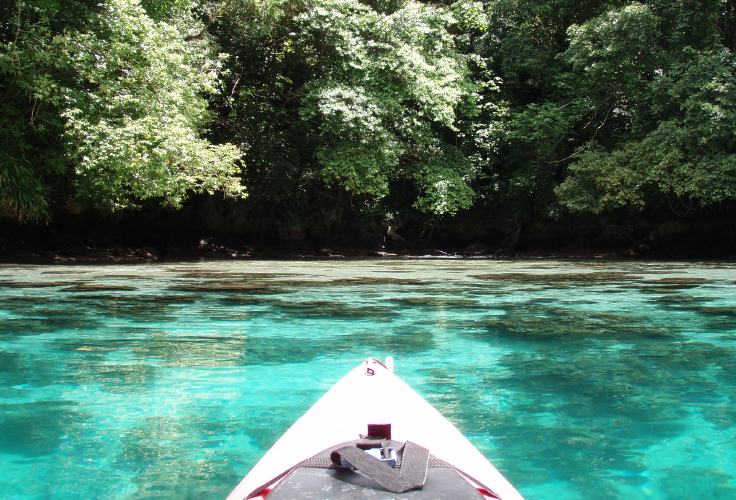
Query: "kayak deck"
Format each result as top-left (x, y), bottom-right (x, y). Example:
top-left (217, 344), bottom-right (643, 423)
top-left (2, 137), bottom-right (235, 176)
top-left (262, 438), bottom-right (496, 499)
top-left (226, 358), bottom-right (524, 500)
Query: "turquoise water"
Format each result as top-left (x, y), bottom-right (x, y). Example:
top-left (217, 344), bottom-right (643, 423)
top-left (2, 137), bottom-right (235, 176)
top-left (1, 260), bottom-right (735, 500)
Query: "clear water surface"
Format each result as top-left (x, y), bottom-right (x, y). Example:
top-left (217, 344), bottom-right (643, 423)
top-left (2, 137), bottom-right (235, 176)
top-left (1, 260), bottom-right (735, 500)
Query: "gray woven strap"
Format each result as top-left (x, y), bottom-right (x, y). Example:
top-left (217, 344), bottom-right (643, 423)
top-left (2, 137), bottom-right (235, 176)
top-left (329, 441), bottom-right (429, 493)
top-left (245, 441), bottom-right (502, 499)
top-left (298, 456), bottom-right (335, 468)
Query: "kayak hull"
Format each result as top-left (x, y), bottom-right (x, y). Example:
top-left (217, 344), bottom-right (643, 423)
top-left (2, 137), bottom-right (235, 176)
top-left (226, 358), bottom-right (524, 500)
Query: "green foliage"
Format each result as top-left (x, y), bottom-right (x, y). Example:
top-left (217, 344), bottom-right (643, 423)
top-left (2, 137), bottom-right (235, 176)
top-left (0, 0), bottom-right (75, 221)
top-left (447, 0), bottom-right (614, 224)
top-left (563, 3), bottom-right (659, 85)
top-left (1, 0), bottom-right (243, 221)
top-left (206, 0), bottom-right (332, 233)
top-left (62, 0), bottom-right (244, 210)
top-left (296, 0), bottom-right (481, 215)
top-left (499, 4), bottom-right (662, 218)
top-left (557, 47), bottom-right (736, 213)
top-left (211, 0), bottom-right (486, 233)
top-left (454, 0), bottom-right (618, 102)
top-left (4, 0), bottom-right (736, 233)
top-left (447, 0), bottom-right (736, 225)
top-left (551, 2), bottom-right (736, 214)
top-left (412, 144), bottom-right (475, 214)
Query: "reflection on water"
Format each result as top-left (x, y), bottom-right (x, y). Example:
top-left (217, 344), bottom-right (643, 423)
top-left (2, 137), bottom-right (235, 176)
top-left (1, 260), bottom-right (735, 499)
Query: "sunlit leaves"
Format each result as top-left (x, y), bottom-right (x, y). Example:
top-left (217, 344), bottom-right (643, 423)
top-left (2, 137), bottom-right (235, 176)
top-left (62, 0), bottom-right (244, 210)
top-left (0, 0), bottom-right (245, 219)
top-left (557, 47), bottom-right (736, 213)
top-left (297, 0), bottom-right (480, 214)
top-left (412, 144), bottom-right (475, 214)
top-left (564, 3), bottom-right (660, 82)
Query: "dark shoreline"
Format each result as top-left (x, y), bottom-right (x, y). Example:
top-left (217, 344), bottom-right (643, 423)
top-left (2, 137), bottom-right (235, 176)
top-left (3, 208), bottom-right (736, 264)
top-left (2, 239), bottom-right (734, 264)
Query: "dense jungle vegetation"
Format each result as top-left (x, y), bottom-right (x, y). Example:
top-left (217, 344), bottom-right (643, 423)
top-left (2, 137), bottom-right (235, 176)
top-left (1, 0), bottom-right (735, 254)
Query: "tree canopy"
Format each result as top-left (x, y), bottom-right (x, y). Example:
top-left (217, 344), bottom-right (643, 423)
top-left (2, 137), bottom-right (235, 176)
top-left (2, 0), bottom-right (735, 237)
top-left (1, 0), bottom-right (243, 220)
